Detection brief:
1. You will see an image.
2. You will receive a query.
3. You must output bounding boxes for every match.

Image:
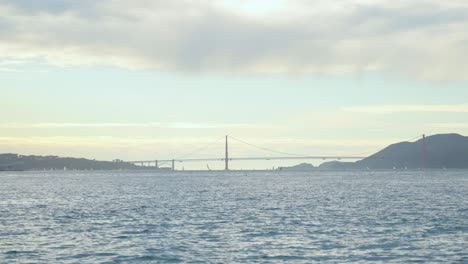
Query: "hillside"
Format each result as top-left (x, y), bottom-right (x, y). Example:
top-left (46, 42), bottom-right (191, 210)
top-left (356, 133), bottom-right (468, 169)
top-left (0, 154), bottom-right (145, 171)
top-left (303, 133), bottom-right (468, 170)
top-left (278, 163), bottom-right (315, 171)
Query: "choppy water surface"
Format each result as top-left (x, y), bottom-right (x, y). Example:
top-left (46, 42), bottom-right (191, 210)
top-left (0, 170), bottom-right (467, 263)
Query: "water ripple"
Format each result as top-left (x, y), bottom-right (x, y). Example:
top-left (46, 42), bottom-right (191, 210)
top-left (0, 170), bottom-right (467, 263)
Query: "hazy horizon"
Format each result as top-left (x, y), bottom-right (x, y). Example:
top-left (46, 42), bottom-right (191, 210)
top-left (2, 0), bottom-right (468, 169)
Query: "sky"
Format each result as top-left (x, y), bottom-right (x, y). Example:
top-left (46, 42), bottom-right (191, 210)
top-left (1, 0), bottom-right (468, 169)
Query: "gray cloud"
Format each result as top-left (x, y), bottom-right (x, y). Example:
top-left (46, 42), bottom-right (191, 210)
top-left (0, 0), bottom-right (103, 16)
top-left (0, 0), bottom-right (467, 80)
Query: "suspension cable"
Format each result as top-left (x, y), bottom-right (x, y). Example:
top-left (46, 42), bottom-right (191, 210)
top-left (228, 136), bottom-right (307, 157)
top-left (175, 136), bottom-right (225, 160)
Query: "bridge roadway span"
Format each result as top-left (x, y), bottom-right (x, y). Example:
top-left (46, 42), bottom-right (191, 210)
top-left (130, 156), bottom-right (368, 164)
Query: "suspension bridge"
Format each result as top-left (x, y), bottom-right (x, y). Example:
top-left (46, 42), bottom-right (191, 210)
top-left (129, 135), bottom-right (426, 170)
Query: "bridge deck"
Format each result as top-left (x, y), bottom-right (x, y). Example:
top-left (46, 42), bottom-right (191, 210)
top-left (130, 156), bottom-right (368, 163)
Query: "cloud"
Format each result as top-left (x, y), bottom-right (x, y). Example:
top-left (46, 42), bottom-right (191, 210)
top-left (1, 0), bottom-right (468, 79)
top-left (0, 67), bottom-right (19, 72)
top-left (431, 123), bottom-right (468, 129)
top-left (342, 104), bottom-right (468, 114)
top-left (0, 122), bottom-right (253, 129)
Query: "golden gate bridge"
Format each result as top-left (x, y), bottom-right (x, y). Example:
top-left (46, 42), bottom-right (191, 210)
top-left (128, 135), bottom-right (427, 170)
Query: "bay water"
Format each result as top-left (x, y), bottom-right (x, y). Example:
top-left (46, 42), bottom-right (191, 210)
top-left (1, 170), bottom-right (467, 263)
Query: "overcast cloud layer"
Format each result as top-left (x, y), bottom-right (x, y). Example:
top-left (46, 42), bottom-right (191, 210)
top-left (1, 0), bottom-right (468, 80)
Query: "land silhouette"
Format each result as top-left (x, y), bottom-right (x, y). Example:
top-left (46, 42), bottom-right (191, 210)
top-left (1, 133), bottom-right (468, 171)
top-left (282, 133), bottom-right (468, 170)
top-left (0, 154), bottom-right (161, 171)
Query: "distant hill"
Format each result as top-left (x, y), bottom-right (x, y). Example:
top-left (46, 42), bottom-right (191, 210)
top-left (279, 161), bottom-right (357, 171)
top-left (318, 161), bottom-right (356, 170)
top-left (0, 153), bottom-right (154, 171)
top-left (292, 133), bottom-right (468, 170)
top-left (278, 163), bottom-right (315, 171)
top-left (356, 133), bottom-right (468, 169)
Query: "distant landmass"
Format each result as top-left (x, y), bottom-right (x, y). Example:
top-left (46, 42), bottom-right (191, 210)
top-left (354, 133), bottom-right (468, 169)
top-left (0, 154), bottom-right (161, 171)
top-left (2, 133), bottom-right (468, 171)
top-left (280, 133), bottom-right (468, 170)
top-left (278, 163), bottom-right (315, 171)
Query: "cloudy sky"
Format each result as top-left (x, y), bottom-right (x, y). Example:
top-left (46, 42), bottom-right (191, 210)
top-left (1, 0), bottom-right (468, 169)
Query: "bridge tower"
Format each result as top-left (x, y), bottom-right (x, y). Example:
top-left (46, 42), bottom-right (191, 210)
top-left (422, 134), bottom-right (426, 169)
top-left (225, 135), bottom-right (229, 170)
